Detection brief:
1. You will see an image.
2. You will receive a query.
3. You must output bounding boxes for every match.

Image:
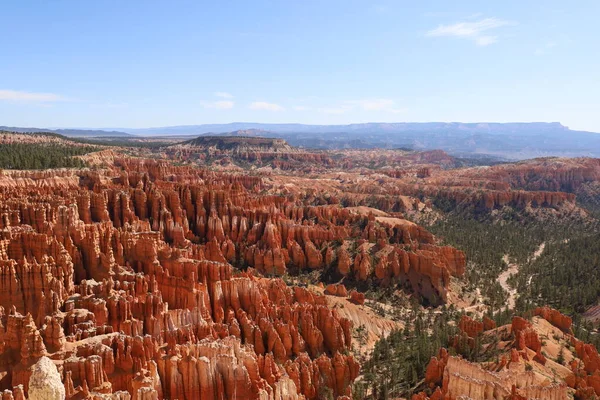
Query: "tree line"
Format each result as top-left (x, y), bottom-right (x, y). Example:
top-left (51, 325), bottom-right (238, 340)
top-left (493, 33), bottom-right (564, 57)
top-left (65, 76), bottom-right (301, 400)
top-left (0, 142), bottom-right (96, 169)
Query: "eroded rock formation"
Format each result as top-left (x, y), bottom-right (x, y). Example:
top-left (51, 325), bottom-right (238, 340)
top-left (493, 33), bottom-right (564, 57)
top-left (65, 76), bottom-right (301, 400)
top-left (417, 309), bottom-right (592, 399)
top-left (0, 160), bottom-right (376, 399)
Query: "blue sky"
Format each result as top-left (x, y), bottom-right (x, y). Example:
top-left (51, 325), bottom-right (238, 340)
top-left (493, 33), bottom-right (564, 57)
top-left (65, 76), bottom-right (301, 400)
top-left (1, 1), bottom-right (599, 131)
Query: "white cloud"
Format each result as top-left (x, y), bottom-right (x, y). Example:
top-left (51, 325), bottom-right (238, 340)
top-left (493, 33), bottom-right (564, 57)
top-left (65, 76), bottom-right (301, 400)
top-left (249, 101), bottom-right (285, 111)
top-left (426, 17), bottom-right (512, 46)
top-left (0, 89), bottom-right (66, 102)
top-left (214, 91), bottom-right (234, 99)
top-left (202, 100), bottom-right (235, 109)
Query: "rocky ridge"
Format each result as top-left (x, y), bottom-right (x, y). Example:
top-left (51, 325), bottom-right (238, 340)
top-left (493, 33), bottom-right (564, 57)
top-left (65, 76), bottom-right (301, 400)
top-left (166, 136), bottom-right (332, 170)
top-left (413, 308), bottom-right (600, 399)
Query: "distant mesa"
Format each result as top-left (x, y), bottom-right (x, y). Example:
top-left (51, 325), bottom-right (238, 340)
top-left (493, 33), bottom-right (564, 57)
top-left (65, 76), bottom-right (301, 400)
top-left (168, 132), bottom-right (334, 168)
top-left (181, 134), bottom-right (295, 153)
top-left (201, 128), bottom-right (271, 137)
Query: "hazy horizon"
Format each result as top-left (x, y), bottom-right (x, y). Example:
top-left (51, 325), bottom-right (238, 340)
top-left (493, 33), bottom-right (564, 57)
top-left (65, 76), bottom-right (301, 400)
top-left (32, 121), bottom-right (599, 135)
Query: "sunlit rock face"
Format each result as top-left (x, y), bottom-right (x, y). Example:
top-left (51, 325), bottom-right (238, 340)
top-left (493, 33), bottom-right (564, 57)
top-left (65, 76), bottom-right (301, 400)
top-left (1, 132), bottom-right (599, 399)
top-left (0, 159), bottom-right (370, 399)
top-left (28, 357), bottom-right (65, 400)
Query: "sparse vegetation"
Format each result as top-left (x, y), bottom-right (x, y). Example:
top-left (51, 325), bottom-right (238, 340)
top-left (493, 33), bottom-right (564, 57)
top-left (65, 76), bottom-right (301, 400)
top-left (354, 307), bottom-right (503, 400)
top-left (557, 346), bottom-right (565, 365)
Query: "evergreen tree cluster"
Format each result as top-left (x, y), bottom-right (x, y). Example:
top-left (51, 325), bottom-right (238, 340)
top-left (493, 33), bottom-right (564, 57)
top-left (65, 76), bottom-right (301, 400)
top-left (426, 212), bottom-right (546, 308)
top-left (0, 142), bottom-right (96, 169)
top-left (516, 231), bottom-right (600, 314)
top-left (354, 307), bottom-right (503, 400)
top-left (425, 209), bottom-right (596, 310)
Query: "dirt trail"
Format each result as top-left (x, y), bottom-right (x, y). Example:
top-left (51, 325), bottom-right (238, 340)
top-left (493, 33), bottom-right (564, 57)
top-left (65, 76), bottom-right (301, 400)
top-left (498, 242), bottom-right (545, 309)
top-left (533, 242), bottom-right (546, 259)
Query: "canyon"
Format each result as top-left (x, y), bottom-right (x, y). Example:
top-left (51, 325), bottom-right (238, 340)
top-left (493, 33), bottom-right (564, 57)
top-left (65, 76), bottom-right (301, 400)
top-left (0, 132), bottom-right (599, 399)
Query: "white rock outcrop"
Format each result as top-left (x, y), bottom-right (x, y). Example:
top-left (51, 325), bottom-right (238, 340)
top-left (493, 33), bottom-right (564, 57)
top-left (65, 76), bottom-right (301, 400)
top-left (28, 356), bottom-right (65, 400)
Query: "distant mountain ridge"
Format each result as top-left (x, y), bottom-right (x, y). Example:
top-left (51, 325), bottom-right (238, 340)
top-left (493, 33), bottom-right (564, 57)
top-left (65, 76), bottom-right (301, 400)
top-left (130, 122), bottom-right (598, 160)
top-left (0, 126), bottom-right (133, 138)
top-left (117, 121), bottom-right (575, 136)
top-left (3, 122), bottom-right (600, 159)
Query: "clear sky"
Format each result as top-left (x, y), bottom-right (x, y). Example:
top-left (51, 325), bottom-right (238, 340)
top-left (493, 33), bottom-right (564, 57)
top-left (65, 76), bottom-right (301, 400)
top-left (1, 1), bottom-right (599, 131)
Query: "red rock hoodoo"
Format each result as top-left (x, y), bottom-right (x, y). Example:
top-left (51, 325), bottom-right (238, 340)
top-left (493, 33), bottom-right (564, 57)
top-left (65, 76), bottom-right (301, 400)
top-left (0, 159), bottom-right (376, 399)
